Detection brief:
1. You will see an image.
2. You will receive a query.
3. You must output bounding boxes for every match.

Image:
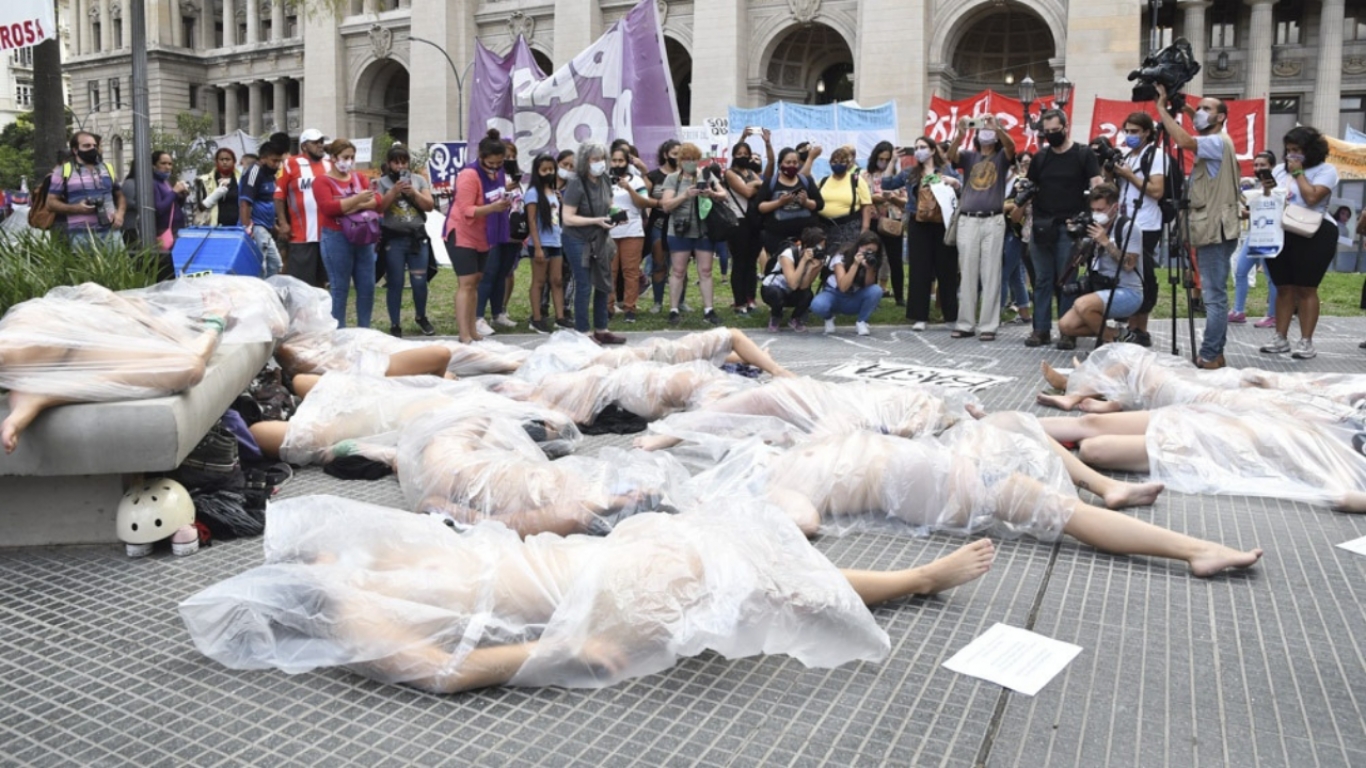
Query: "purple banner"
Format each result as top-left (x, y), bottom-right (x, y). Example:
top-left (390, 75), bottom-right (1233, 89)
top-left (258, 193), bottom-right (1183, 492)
top-left (468, 0), bottom-right (680, 170)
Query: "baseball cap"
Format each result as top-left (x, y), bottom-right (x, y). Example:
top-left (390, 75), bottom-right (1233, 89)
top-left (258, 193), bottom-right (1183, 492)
top-left (299, 128), bottom-right (326, 143)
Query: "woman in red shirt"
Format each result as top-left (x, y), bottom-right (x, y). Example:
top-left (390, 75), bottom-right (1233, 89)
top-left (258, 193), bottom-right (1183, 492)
top-left (444, 130), bottom-right (514, 344)
top-left (314, 139), bottom-right (381, 329)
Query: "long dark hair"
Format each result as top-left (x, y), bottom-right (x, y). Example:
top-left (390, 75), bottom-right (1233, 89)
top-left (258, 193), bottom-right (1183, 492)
top-left (841, 230), bottom-right (882, 264)
top-left (1283, 126), bottom-right (1329, 168)
top-left (869, 141), bottom-right (895, 174)
top-left (528, 153), bottom-right (558, 231)
top-left (655, 139), bottom-right (680, 168)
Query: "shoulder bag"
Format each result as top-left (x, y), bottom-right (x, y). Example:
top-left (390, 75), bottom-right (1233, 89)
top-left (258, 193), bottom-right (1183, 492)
top-left (1281, 202), bottom-right (1322, 239)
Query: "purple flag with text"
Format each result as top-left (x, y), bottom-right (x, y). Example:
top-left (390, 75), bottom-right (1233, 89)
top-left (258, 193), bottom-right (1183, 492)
top-left (468, 0), bottom-right (680, 169)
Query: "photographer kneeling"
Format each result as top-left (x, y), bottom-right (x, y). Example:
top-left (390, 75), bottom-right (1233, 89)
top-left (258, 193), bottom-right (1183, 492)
top-left (810, 231), bottom-right (885, 336)
top-left (761, 226), bottom-right (826, 332)
top-left (1058, 184), bottom-right (1143, 343)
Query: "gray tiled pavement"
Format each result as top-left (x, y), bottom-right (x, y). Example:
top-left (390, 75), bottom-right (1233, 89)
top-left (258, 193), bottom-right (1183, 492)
top-left (2, 314), bottom-right (1365, 767)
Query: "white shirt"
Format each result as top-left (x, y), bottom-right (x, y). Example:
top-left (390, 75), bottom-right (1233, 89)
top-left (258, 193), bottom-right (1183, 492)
top-left (761, 245), bottom-right (799, 291)
top-left (610, 170), bottom-right (648, 238)
top-left (1121, 145), bottom-right (1168, 233)
top-left (1272, 162), bottom-right (1340, 216)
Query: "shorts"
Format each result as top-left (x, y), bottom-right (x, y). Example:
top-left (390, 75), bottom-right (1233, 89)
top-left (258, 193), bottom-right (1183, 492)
top-left (1092, 287), bottom-right (1143, 319)
top-left (1265, 218), bottom-right (1337, 288)
top-left (285, 241), bottom-right (328, 288)
top-left (445, 236), bottom-right (489, 277)
top-left (666, 235), bottom-right (716, 253)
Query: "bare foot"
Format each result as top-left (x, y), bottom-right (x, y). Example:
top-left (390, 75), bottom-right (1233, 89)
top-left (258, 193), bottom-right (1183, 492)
top-left (632, 434), bottom-right (681, 451)
top-left (772, 366), bottom-right (798, 379)
top-left (1102, 480), bottom-right (1165, 510)
top-left (3, 390), bottom-right (66, 454)
top-left (1, 417), bottom-right (18, 454)
top-left (1332, 491), bottom-right (1366, 514)
top-left (1188, 544), bottom-right (1263, 577)
top-left (1036, 392), bottom-right (1089, 411)
top-left (1077, 398), bottom-right (1123, 414)
top-left (966, 403), bottom-right (988, 420)
top-left (1041, 360), bottom-right (1069, 391)
top-left (912, 539), bottom-right (996, 593)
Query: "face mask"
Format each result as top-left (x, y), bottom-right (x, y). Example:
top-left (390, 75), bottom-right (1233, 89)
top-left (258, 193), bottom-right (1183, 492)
top-left (780, 165), bottom-right (799, 178)
top-left (557, 167), bottom-right (575, 181)
top-left (589, 160), bottom-right (607, 177)
top-left (77, 149), bottom-right (100, 165)
top-left (540, 173), bottom-right (556, 184)
top-left (335, 159), bottom-right (354, 173)
top-left (153, 170), bottom-right (171, 181)
top-left (875, 159), bottom-right (888, 171)
top-left (913, 148), bottom-right (932, 163)
top-left (978, 130), bottom-right (997, 145)
top-left (1124, 134), bottom-right (1142, 149)
top-left (1044, 131), bottom-right (1066, 148)
top-left (665, 156), bottom-right (678, 167)
top-left (1192, 110), bottom-right (1212, 132)
top-left (388, 169), bottom-right (402, 181)
top-left (829, 163), bottom-right (848, 175)
top-left (1287, 152), bottom-right (1306, 164)
top-left (1092, 211), bottom-right (1110, 226)
top-left (681, 161), bottom-right (698, 174)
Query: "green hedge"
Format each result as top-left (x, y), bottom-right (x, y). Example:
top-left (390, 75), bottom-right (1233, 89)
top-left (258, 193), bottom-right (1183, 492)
top-left (0, 230), bottom-right (162, 315)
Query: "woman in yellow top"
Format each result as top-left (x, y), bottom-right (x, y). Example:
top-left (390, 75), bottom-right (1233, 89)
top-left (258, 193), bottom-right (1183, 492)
top-left (816, 146), bottom-right (874, 252)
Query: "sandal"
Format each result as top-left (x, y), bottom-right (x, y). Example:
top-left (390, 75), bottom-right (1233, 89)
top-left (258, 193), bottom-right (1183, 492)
top-left (950, 330), bottom-right (975, 339)
top-left (979, 332), bottom-right (996, 341)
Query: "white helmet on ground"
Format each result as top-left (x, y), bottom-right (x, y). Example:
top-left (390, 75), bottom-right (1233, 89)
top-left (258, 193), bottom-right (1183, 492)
top-left (117, 479), bottom-right (196, 545)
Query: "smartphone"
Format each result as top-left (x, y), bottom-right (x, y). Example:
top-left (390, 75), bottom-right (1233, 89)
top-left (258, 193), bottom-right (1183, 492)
top-left (694, 180), bottom-right (709, 191)
top-left (400, 170), bottom-right (412, 184)
top-left (966, 118), bottom-right (985, 130)
top-left (1255, 168), bottom-right (1274, 182)
top-left (608, 209), bottom-right (629, 225)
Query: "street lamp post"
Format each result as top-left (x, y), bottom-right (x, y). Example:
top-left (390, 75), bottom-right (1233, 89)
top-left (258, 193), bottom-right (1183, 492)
top-left (1019, 76), bottom-right (1074, 133)
top-left (408, 34), bottom-right (475, 140)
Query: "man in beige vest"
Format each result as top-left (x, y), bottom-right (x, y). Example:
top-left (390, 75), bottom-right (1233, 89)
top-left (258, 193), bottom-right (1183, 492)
top-left (1155, 84), bottom-right (1242, 369)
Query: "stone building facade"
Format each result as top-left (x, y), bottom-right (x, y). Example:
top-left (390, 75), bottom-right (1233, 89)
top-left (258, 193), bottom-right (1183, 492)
top-left (54, 0), bottom-right (1366, 177)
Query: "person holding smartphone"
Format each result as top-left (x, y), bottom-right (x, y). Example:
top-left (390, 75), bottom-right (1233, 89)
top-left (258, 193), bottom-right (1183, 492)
top-left (659, 143), bottom-right (729, 327)
top-left (373, 144), bottom-right (436, 337)
top-left (1230, 151), bottom-right (1280, 328)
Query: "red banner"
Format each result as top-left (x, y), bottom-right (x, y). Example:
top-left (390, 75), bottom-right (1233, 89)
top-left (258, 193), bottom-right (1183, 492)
top-left (925, 91), bottom-right (1074, 154)
top-left (1089, 96), bottom-right (1266, 177)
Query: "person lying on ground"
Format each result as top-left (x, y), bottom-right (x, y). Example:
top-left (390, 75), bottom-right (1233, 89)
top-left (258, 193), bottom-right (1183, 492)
top-left (180, 495), bottom-right (996, 694)
top-left (515, 326), bottom-right (795, 384)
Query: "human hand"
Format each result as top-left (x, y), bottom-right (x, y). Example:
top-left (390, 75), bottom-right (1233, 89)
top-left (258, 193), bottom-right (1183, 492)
top-left (809, 144), bottom-right (824, 158)
top-left (395, 180), bottom-right (413, 195)
top-left (491, 198), bottom-right (513, 213)
top-left (599, 217), bottom-right (614, 229)
top-left (983, 114), bottom-right (1000, 130)
top-left (1286, 154), bottom-right (1305, 175)
top-left (1087, 222), bottom-right (1108, 242)
top-left (956, 117), bottom-right (970, 134)
top-left (1154, 83), bottom-right (1168, 104)
top-left (576, 637), bottom-right (627, 680)
top-left (217, 178), bottom-right (231, 190)
top-left (275, 221), bottom-right (290, 239)
top-left (761, 128), bottom-right (772, 144)
top-left (173, 181), bottom-right (189, 195)
top-left (533, 246), bottom-right (546, 263)
top-left (111, 211), bottom-right (124, 229)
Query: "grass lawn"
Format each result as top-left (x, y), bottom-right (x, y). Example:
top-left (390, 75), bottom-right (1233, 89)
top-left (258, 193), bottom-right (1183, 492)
top-left (350, 258), bottom-right (1366, 337)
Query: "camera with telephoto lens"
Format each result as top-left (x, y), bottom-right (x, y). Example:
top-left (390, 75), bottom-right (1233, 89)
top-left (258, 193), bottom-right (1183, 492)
top-left (1012, 178), bottom-right (1038, 207)
top-left (1091, 140), bottom-right (1124, 169)
top-left (1128, 38), bottom-right (1201, 103)
top-left (1066, 210), bottom-right (1096, 238)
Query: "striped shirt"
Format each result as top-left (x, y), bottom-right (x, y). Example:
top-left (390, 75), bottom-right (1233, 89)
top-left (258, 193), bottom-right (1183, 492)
top-left (273, 154), bottom-right (331, 243)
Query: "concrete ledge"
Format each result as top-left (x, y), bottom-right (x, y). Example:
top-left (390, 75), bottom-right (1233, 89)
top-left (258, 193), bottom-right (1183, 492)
top-left (0, 341), bottom-right (272, 547)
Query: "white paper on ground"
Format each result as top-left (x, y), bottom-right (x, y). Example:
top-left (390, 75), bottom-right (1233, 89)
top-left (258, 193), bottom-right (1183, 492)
top-left (942, 623), bottom-right (1083, 696)
top-left (1335, 535), bottom-right (1366, 557)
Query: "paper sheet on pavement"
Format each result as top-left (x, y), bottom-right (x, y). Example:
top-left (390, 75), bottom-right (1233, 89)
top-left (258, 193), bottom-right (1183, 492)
top-left (1336, 535), bottom-right (1366, 557)
top-left (942, 623), bottom-right (1082, 696)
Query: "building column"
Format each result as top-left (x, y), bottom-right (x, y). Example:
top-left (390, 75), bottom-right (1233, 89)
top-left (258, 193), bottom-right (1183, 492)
top-left (1245, 0), bottom-right (1276, 100)
top-left (689, 0), bottom-right (744, 121)
top-left (248, 81), bottom-right (264, 135)
top-left (73, 0), bottom-right (84, 54)
top-left (1063, 0), bottom-right (1140, 141)
top-left (169, 0), bottom-right (183, 47)
top-left (200, 0), bottom-right (215, 49)
top-left (119, 5), bottom-right (131, 48)
top-left (553, 0), bottom-right (600, 65)
top-left (272, 78), bottom-right (288, 132)
top-left (98, 0), bottom-right (113, 51)
top-left (408, 1), bottom-right (476, 144)
top-left (302, 10), bottom-right (346, 137)
top-left (202, 85), bottom-right (221, 133)
top-left (246, 0), bottom-right (260, 44)
top-left (223, 83), bottom-right (240, 132)
top-left (222, 0), bottom-right (235, 47)
top-left (856, 0), bottom-right (929, 142)
top-left (1180, 0), bottom-right (1210, 97)
top-left (1312, 0), bottom-right (1346, 130)
top-left (363, 0), bottom-right (378, 14)
top-left (271, 0), bottom-right (285, 41)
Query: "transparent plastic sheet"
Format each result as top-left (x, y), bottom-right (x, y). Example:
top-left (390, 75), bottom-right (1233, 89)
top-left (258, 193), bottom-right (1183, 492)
top-left (1064, 342), bottom-right (1244, 410)
top-left (180, 495), bottom-right (888, 693)
top-left (497, 361), bottom-right (757, 425)
top-left (124, 274), bottom-right (289, 345)
top-left (396, 406), bottom-right (688, 535)
top-left (1145, 404), bottom-right (1366, 507)
top-left (0, 282), bottom-right (219, 400)
top-left (513, 328), bottom-right (736, 385)
top-left (0, 204), bottom-right (37, 236)
top-left (436, 339), bottom-right (529, 376)
top-left (274, 326), bottom-right (527, 379)
top-left (1238, 368), bottom-right (1366, 408)
top-left (279, 372), bottom-right (580, 466)
top-left (512, 330), bottom-right (607, 384)
top-left (267, 274), bottom-right (337, 339)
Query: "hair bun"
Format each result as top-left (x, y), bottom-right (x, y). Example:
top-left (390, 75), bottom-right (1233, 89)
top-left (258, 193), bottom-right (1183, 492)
top-left (485, 128), bottom-right (502, 141)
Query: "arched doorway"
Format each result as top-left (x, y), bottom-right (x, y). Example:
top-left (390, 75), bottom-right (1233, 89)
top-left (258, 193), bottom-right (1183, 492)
top-left (665, 37), bottom-right (691, 125)
top-left (760, 23), bottom-right (853, 105)
top-left (948, 2), bottom-right (1056, 100)
top-left (352, 58), bottom-right (410, 145)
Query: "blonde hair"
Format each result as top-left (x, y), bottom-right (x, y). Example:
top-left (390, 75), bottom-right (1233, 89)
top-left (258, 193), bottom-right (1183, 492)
top-left (325, 138), bottom-right (356, 158)
top-left (676, 143), bottom-right (703, 161)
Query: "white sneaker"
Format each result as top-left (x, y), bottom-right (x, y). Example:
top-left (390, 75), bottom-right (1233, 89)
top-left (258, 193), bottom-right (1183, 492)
top-left (493, 312), bottom-right (516, 328)
top-left (476, 318), bottom-right (496, 336)
top-left (824, 318), bottom-right (836, 334)
top-left (1259, 335), bottom-right (1290, 354)
top-left (1291, 338), bottom-right (1317, 359)
top-left (649, 302), bottom-right (662, 315)
top-left (912, 321), bottom-right (926, 332)
top-left (856, 321), bottom-right (871, 336)
top-left (679, 302), bottom-right (692, 313)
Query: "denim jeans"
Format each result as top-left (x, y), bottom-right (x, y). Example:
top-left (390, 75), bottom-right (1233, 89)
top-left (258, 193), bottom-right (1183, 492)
top-left (384, 235), bottom-right (429, 327)
top-left (1029, 231), bottom-right (1077, 333)
top-left (477, 241), bottom-right (522, 318)
top-left (1001, 230), bottom-right (1031, 308)
top-left (1232, 237), bottom-right (1278, 315)
top-left (562, 232), bottom-right (609, 332)
top-left (1196, 239), bottom-right (1237, 360)
top-left (251, 225), bottom-right (283, 277)
top-left (320, 227), bottom-right (376, 329)
top-left (810, 284), bottom-right (883, 322)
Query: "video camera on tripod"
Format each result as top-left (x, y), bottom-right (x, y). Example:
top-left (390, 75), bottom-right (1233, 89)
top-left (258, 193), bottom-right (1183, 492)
top-left (1127, 38), bottom-right (1201, 104)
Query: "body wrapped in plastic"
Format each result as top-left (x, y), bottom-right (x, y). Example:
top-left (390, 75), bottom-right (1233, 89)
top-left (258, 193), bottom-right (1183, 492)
top-left (514, 327), bottom-right (736, 384)
top-left (397, 406), bottom-right (689, 535)
top-left (496, 360), bottom-right (756, 425)
top-left (1145, 404), bottom-right (1366, 507)
top-left (279, 372), bottom-right (580, 466)
top-left (673, 412), bottom-right (1077, 539)
top-left (124, 274), bottom-right (289, 345)
top-left (0, 282), bottom-right (220, 400)
top-left (178, 495), bottom-right (890, 693)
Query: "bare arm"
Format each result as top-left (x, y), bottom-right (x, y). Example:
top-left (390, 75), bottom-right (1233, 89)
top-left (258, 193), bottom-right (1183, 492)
top-left (1154, 84), bottom-right (1197, 153)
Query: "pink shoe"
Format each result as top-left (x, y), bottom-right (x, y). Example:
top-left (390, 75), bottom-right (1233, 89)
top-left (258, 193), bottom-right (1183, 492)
top-left (1254, 316), bottom-right (1277, 329)
top-left (1227, 311), bottom-right (1246, 324)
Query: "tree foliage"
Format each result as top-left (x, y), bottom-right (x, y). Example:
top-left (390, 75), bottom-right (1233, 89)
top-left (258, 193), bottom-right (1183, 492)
top-left (0, 112), bottom-right (36, 191)
top-left (151, 111), bottom-right (219, 178)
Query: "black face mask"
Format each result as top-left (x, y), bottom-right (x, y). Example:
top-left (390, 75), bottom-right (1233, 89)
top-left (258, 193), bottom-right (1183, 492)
top-left (1044, 131), bottom-right (1066, 149)
top-left (77, 149), bottom-right (100, 165)
top-left (388, 169), bottom-right (402, 182)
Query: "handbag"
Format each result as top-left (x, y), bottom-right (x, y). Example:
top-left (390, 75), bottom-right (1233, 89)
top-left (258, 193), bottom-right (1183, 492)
top-left (340, 209), bottom-right (381, 245)
top-left (1281, 202), bottom-right (1322, 238)
top-left (704, 194), bottom-right (741, 240)
top-left (915, 183), bottom-right (943, 223)
top-left (509, 209), bottom-right (530, 241)
top-left (877, 207), bottom-right (903, 237)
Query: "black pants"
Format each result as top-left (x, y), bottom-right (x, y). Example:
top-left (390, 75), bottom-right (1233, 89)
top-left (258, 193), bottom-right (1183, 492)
top-left (877, 229), bottom-right (905, 303)
top-left (1136, 228), bottom-right (1162, 315)
top-left (905, 219), bottom-right (958, 323)
top-left (761, 282), bottom-right (813, 321)
top-left (728, 225), bottom-right (763, 307)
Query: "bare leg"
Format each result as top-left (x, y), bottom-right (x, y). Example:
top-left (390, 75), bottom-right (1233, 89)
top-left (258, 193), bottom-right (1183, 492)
top-left (529, 258), bottom-right (548, 323)
top-left (2, 390), bottom-right (73, 453)
top-left (1333, 491), bottom-right (1366, 513)
top-left (1273, 288), bottom-right (1296, 340)
top-left (457, 274), bottom-right (482, 344)
top-left (292, 373), bottom-right (321, 399)
top-left (1036, 392), bottom-right (1099, 411)
top-left (768, 487), bottom-right (821, 537)
top-left (1040, 432), bottom-right (1163, 509)
top-left (248, 420), bottom-right (289, 459)
top-left (1298, 286), bottom-right (1321, 341)
top-left (1077, 398), bottom-right (1123, 414)
top-left (1037, 411), bottom-right (1151, 443)
top-left (840, 539), bottom-right (996, 603)
top-left (1076, 435), bottom-right (1151, 473)
top-left (726, 328), bottom-right (795, 378)
top-left (386, 346), bottom-right (453, 377)
top-left (633, 433), bottom-right (684, 451)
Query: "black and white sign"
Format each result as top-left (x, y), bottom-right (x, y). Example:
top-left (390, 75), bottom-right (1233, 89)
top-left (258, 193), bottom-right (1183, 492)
top-left (826, 360), bottom-right (1014, 392)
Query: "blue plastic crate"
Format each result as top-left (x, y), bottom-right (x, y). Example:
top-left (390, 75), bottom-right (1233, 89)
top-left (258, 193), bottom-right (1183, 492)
top-left (171, 226), bottom-right (264, 277)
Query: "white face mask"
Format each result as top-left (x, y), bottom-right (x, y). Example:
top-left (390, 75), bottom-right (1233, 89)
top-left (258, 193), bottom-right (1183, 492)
top-left (1192, 110), bottom-right (1212, 132)
top-left (1092, 211), bottom-right (1110, 226)
top-left (977, 130), bottom-right (997, 145)
top-left (557, 167), bottom-right (575, 181)
top-left (335, 159), bottom-right (354, 173)
top-left (589, 160), bottom-right (607, 177)
top-left (914, 148), bottom-right (932, 163)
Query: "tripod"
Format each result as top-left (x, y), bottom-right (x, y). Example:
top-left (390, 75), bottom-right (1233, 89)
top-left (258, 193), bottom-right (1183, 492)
top-left (1152, 111), bottom-right (1200, 360)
